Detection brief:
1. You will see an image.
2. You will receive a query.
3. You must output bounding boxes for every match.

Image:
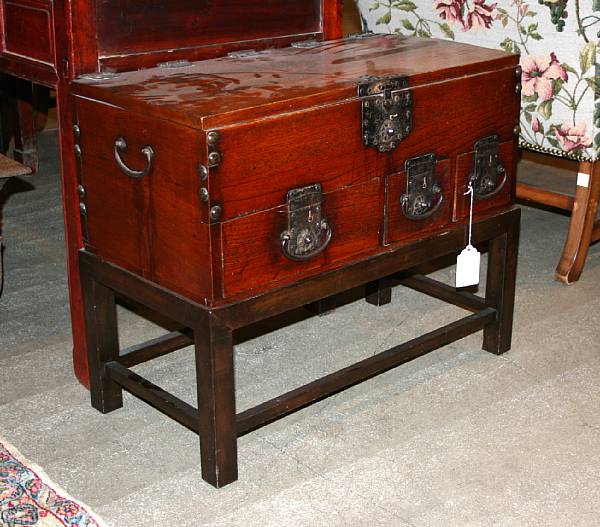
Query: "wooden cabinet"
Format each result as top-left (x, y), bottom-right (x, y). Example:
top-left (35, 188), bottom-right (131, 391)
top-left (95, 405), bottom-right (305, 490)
top-left (0, 0), bottom-right (343, 386)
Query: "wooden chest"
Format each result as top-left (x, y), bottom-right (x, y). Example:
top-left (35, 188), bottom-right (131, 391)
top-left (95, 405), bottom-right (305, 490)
top-left (71, 35), bottom-right (520, 307)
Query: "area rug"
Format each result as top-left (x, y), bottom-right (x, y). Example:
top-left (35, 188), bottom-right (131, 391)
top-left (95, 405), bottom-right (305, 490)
top-left (0, 437), bottom-right (107, 526)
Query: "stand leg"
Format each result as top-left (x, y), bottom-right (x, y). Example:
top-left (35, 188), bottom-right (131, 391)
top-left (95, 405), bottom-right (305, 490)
top-left (555, 161), bottom-right (600, 284)
top-left (482, 209), bottom-right (520, 355)
top-left (365, 278), bottom-right (392, 306)
top-left (194, 315), bottom-right (238, 488)
top-left (81, 266), bottom-right (123, 413)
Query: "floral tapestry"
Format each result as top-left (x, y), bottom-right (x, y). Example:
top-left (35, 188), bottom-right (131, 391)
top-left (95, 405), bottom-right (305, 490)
top-left (355, 0), bottom-right (600, 161)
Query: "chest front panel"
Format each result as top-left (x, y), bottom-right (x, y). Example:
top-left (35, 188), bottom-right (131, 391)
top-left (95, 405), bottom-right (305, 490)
top-left (72, 37), bottom-right (520, 306)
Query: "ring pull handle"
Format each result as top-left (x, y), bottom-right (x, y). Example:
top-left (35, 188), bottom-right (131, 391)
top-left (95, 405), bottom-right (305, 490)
top-left (114, 137), bottom-right (155, 179)
top-left (281, 220), bottom-right (333, 261)
top-left (469, 134), bottom-right (507, 199)
top-left (401, 185), bottom-right (444, 220)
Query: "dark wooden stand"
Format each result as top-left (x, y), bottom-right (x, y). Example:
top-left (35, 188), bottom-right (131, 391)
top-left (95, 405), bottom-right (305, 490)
top-left (80, 207), bottom-right (520, 488)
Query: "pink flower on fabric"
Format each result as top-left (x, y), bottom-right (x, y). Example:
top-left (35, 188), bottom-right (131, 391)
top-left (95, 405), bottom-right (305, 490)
top-left (464, 0), bottom-right (497, 30)
top-left (521, 53), bottom-right (568, 101)
top-left (434, 0), bottom-right (465, 25)
top-left (554, 122), bottom-right (592, 152)
top-left (531, 116), bottom-right (540, 133)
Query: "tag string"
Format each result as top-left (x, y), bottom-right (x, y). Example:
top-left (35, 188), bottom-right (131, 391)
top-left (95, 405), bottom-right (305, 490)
top-left (464, 182), bottom-right (474, 247)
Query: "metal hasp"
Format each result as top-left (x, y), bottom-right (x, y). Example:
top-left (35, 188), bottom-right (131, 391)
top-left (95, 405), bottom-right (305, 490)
top-left (469, 134), bottom-right (507, 199)
top-left (400, 153), bottom-right (443, 220)
top-left (280, 183), bottom-right (332, 261)
top-left (358, 75), bottom-right (412, 152)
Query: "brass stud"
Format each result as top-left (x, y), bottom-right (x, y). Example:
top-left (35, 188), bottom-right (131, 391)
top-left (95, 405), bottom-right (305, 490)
top-left (73, 124), bottom-right (80, 138)
top-left (79, 202), bottom-right (87, 215)
top-left (208, 151), bottom-right (221, 166)
top-left (74, 144), bottom-right (82, 157)
top-left (209, 204), bottom-right (222, 222)
top-left (199, 164), bottom-right (209, 180)
top-left (207, 131), bottom-right (220, 146)
top-left (199, 187), bottom-right (209, 202)
top-left (77, 184), bottom-right (85, 197)
top-left (513, 125), bottom-right (521, 136)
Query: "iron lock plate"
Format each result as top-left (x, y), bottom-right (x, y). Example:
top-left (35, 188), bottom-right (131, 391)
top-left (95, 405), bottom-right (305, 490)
top-left (280, 183), bottom-right (332, 261)
top-left (401, 153), bottom-right (443, 220)
top-left (469, 134), bottom-right (507, 199)
top-left (358, 75), bottom-right (412, 153)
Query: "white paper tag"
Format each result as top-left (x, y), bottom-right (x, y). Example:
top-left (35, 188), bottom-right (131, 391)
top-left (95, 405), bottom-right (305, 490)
top-left (456, 244), bottom-right (481, 288)
top-left (577, 172), bottom-right (590, 188)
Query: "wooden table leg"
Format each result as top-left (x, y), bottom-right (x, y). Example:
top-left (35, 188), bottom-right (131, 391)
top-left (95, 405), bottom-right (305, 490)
top-left (13, 79), bottom-right (38, 173)
top-left (555, 161), bottom-right (600, 284)
top-left (56, 81), bottom-right (90, 387)
top-left (365, 278), bottom-right (392, 306)
top-left (81, 265), bottom-right (123, 414)
top-left (482, 207), bottom-right (520, 355)
top-left (194, 315), bottom-right (238, 488)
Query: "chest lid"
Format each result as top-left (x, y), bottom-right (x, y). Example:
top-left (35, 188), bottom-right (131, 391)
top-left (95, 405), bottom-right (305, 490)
top-left (73, 35), bottom-right (518, 131)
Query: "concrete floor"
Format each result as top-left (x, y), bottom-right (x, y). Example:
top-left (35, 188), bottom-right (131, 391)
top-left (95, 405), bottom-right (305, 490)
top-left (1, 131), bottom-right (599, 526)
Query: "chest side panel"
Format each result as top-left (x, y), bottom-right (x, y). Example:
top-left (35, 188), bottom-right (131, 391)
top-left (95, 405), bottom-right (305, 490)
top-left (74, 96), bottom-right (213, 304)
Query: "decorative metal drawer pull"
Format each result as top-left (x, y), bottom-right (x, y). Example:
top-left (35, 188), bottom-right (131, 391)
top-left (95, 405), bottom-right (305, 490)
top-left (469, 134), bottom-right (507, 199)
top-left (401, 153), bottom-right (443, 220)
top-left (358, 75), bottom-right (412, 153)
top-left (114, 137), bottom-right (155, 179)
top-left (281, 183), bottom-right (333, 261)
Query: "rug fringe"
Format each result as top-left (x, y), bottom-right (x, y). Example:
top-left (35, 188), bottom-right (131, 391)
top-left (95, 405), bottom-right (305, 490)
top-left (0, 435), bottom-right (110, 527)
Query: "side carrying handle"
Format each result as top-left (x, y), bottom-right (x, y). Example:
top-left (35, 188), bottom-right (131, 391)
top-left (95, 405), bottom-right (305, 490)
top-left (280, 183), bottom-right (333, 261)
top-left (114, 137), bottom-right (155, 179)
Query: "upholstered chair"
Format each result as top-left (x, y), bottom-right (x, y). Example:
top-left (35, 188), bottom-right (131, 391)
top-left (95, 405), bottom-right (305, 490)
top-left (355, 0), bottom-right (599, 283)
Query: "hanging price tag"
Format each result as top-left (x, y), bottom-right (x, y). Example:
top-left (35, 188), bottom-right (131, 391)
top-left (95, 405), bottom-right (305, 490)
top-left (456, 182), bottom-right (481, 288)
top-left (456, 244), bottom-right (480, 288)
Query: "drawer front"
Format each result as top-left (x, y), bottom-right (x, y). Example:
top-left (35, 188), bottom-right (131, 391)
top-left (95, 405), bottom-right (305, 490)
top-left (74, 97), bottom-right (213, 303)
top-left (385, 157), bottom-right (453, 245)
top-left (454, 139), bottom-right (516, 221)
top-left (2, 0), bottom-right (53, 64)
top-left (220, 178), bottom-right (383, 299)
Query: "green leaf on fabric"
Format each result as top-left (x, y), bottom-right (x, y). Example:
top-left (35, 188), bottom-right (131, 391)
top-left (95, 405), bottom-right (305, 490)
top-left (439, 22), bottom-right (455, 39)
top-left (524, 104), bottom-right (537, 112)
top-left (369, 2), bottom-right (380, 11)
top-left (393, 0), bottom-right (417, 11)
top-left (579, 42), bottom-right (596, 74)
top-left (547, 136), bottom-right (560, 148)
top-left (553, 78), bottom-right (565, 95)
top-left (595, 132), bottom-right (600, 150)
top-left (522, 94), bottom-right (538, 103)
top-left (561, 62), bottom-right (577, 74)
top-left (376, 11), bottom-right (392, 25)
top-left (401, 18), bottom-right (415, 30)
top-left (593, 0), bottom-right (600, 12)
top-left (524, 112), bottom-right (532, 123)
top-left (538, 99), bottom-right (553, 120)
top-left (585, 77), bottom-right (599, 93)
top-left (416, 27), bottom-right (431, 38)
top-left (530, 32), bottom-right (542, 41)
